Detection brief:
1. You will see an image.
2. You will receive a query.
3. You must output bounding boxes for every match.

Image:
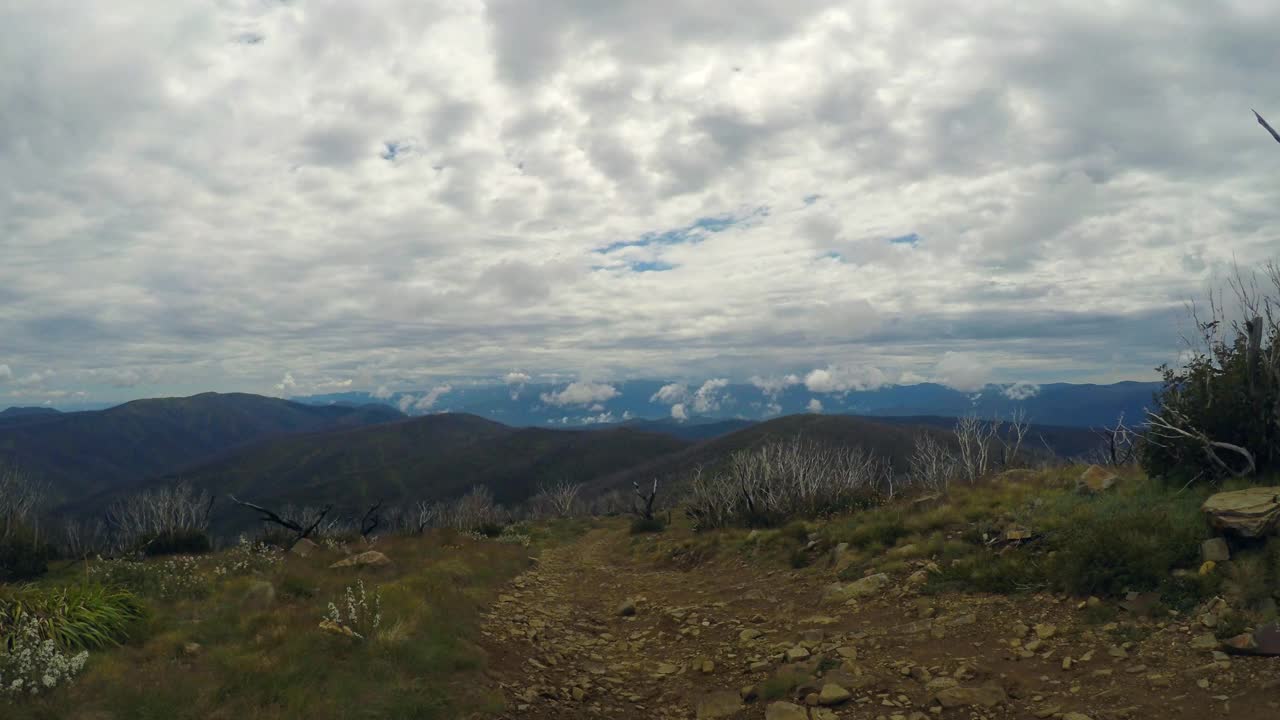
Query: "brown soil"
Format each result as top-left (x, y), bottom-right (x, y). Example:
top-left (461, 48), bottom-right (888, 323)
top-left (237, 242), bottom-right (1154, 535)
top-left (477, 524), bottom-right (1280, 719)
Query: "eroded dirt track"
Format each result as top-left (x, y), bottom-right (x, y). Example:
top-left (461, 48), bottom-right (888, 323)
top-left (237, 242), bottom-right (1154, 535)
top-left (478, 526), bottom-right (1280, 719)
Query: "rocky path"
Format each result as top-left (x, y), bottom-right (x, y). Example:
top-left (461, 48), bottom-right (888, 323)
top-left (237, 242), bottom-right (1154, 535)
top-left (477, 525), bottom-right (1280, 719)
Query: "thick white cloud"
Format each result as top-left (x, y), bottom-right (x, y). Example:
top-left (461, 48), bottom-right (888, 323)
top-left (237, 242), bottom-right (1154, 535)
top-left (670, 403), bottom-right (688, 421)
top-left (804, 365), bottom-right (888, 393)
top-left (540, 381), bottom-right (619, 407)
top-left (650, 383), bottom-right (688, 405)
top-left (691, 379), bottom-right (730, 413)
top-left (807, 398), bottom-right (824, 414)
top-left (4, 1), bottom-right (1278, 405)
top-left (933, 352), bottom-right (990, 393)
top-left (504, 372), bottom-right (531, 385)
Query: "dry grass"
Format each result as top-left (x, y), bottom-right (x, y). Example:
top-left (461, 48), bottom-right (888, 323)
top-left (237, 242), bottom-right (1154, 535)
top-left (4, 531), bottom-right (532, 719)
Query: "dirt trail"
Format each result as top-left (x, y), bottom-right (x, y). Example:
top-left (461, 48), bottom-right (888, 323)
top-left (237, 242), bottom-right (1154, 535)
top-left (478, 525), bottom-right (1280, 719)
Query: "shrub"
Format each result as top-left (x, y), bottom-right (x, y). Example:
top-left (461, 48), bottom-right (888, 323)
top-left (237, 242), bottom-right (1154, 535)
top-left (0, 535), bottom-right (55, 583)
top-left (89, 555), bottom-right (208, 600)
top-left (0, 584), bottom-right (144, 650)
top-left (140, 529), bottom-right (211, 557)
top-left (1142, 263), bottom-right (1280, 483)
top-left (630, 516), bottom-right (667, 534)
top-left (1038, 484), bottom-right (1207, 597)
top-left (321, 579), bottom-right (382, 641)
top-left (0, 615), bottom-right (89, 699)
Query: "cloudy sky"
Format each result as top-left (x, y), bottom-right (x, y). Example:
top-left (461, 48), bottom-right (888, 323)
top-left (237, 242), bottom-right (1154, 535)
top-left (3, 0), bottom-right (1279, 407)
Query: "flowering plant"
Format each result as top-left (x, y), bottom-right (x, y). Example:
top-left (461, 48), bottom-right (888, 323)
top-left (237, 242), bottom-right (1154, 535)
top-left (0, 616), bottom-right (89, 699)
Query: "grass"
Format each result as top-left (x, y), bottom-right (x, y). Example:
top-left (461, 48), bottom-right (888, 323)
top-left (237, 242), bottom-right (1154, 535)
top-left (0, 584), bottom-right (145, 650)
top-left (2, 531), bottom-right (534, 719)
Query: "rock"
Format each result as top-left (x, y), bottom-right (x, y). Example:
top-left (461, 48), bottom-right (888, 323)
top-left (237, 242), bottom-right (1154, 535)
top-left (823, 573), bottom-right (891, 604)
top-left (818, 684), bottom-right (851, 705)
top-left (617, 598), bottom-right (638, 616)
top-left (695, 690), bottom-right (743, 719)
top-left (740, 629), bottom-right (764, 642)
top-left (1201, 537), bottom-right (1230, 563)
top-left (656, 662), bottom-right (679, 674)
top-left (835, 646), bottom-right (858, 659)
top-left (328, 550), bottom-right (391, 569)
top-left (1221, 622), bottom-right (1280, 656)
top-left (701, 659), bottom-right (716, 674)
top-left (785, 645), bottom-right (811, 661)
top-left (740, 684), bottom-right (758, 701)
top-left (1191, 632), bottom-right (1220, 651)
top-left (765, 701), bottom-right (809, 720)
top-left (1202, 487), bottom-right (1280, 538)
top-left (290, 538), bottom-right (319, 558)
top-left (241, 580), bottom-right (275, 611)
top-left (1076, 465), bottom-right (1120, 494)
top-left (1034, 623), bottom-right (1057, 640)
top-left (318, 619), bottom-right (359, 639)
top-left (571, 687), bottom-right (586, 701)
top-left (1062, 714), bottom-right (1094, 720)
top-left (181, 642), bottom-right (202, 657)
top-left (935, 685), bottom-right (1006, 708)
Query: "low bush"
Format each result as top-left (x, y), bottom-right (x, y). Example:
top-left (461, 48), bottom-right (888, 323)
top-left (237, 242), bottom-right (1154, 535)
top-left (140, 530), bottom-right (211, 557)
top-left (630, 516), bottom-right (667, 534)
top-left (0, 615), bottom-right (90, 699)
top-left (0, 535), bottom-right (56, 583)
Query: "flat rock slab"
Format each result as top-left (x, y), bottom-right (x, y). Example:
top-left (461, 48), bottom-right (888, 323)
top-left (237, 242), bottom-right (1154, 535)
top-left (1202, 486), bottom-right (1280, 537)
top-left (1222, 623), bottom-right (1280, 656)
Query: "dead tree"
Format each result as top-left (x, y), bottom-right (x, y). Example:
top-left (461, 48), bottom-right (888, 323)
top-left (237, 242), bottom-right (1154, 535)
top-left (632, 479), bottom-right (660, 521)
top-left (535, 479), bottom-right (583, 518)
top-left (412, 500), bottom-right (440, 534)
top-left (229, 495), bottom-right (332, 549)
top-left (359, 500), bottom-right (383, 540)
top-left (1254, 109), bottom-right (1280, 145)
top-left (995, 409), bottom-right (1030, 469)
top-left (1091, 413), bottom-right (1140, 466)
top-left (1146, 407), bottom-right (1257, 478)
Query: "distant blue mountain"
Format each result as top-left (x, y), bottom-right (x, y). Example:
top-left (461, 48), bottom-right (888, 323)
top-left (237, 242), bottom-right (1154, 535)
top-left (294, 380), bottom-right (1160, 429)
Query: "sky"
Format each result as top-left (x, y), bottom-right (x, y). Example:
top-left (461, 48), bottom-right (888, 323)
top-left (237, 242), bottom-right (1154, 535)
top-left (3, 0), bottom-right (1279, 408)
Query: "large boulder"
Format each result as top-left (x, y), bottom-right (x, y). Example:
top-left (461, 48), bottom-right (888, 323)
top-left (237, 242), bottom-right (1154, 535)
top-left (328, 550), bottom-right (392, 569)
top-left (1202, 487), bottom-right (1280, 538)
top-left (1076, 465), bottom-right (1120, 494)
top-left (822, 573), bottom-right (890, 604)
top-left (1221, 622), bottom-right (1280, 656)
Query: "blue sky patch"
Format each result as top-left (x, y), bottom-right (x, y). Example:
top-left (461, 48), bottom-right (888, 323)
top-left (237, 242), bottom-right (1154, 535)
top-left (629, 260), bottom-right (676, 272)
top-left (803, 194), bottom-right (822, 205)
top-left (888, 233), bottom-right (920, 247)
top-left (596, 206), bottom-right (768, 254)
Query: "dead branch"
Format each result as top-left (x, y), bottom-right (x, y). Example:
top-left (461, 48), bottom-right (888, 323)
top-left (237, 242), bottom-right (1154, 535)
top-left (229, 495), bottom-right (332, 548)
top-left (1145, 408), bottom-right (1256, 478)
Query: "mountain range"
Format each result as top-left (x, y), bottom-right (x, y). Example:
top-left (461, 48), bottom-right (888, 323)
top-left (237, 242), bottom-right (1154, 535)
top-left (0, 391), bottom-right (1114, 535)
top-left (293, 380), bottom-right (1160, 429)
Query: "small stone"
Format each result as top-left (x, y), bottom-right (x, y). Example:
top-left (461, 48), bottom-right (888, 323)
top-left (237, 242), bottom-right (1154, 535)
top-left (818, 684), bottom-right (852, 705)
top-left (785, 645), bottom-right (811, 661)
top-left (656, 662), bottom-right (679, 675)
top-left (740, 629), bottom-right (764, 642)
top-left (765, 701), bottom-right (810, 720)
top-left (1062, 714), bottom-right (1094, 720)
top-left (1034, 623), bottom-right (1057, 640)
top-left (181, 642), bottom-right (202, 657)
top-left (571, 687), bottom-right (586, 702)
top-left (617, 598), bottom-right (637, 616)
top-left (1201, 537), bottom-right (1230, 563)
top-left (701, 659), bottom-right (716, 674)
top-left (1191, 633), bottom-right (1220, 651)
top-left (836, 646), bottom-right (858, 659)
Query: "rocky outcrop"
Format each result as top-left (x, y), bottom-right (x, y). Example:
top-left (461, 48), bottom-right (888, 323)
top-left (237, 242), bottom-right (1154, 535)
top-left (1202, 487), bottom-right (1280, 537)
top-left (328, 550), bottom-right (392, 569)
top-left (1076, 465), bottom-right (1120, 494)
top-left (290, 538), bottom-right (319, 558)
